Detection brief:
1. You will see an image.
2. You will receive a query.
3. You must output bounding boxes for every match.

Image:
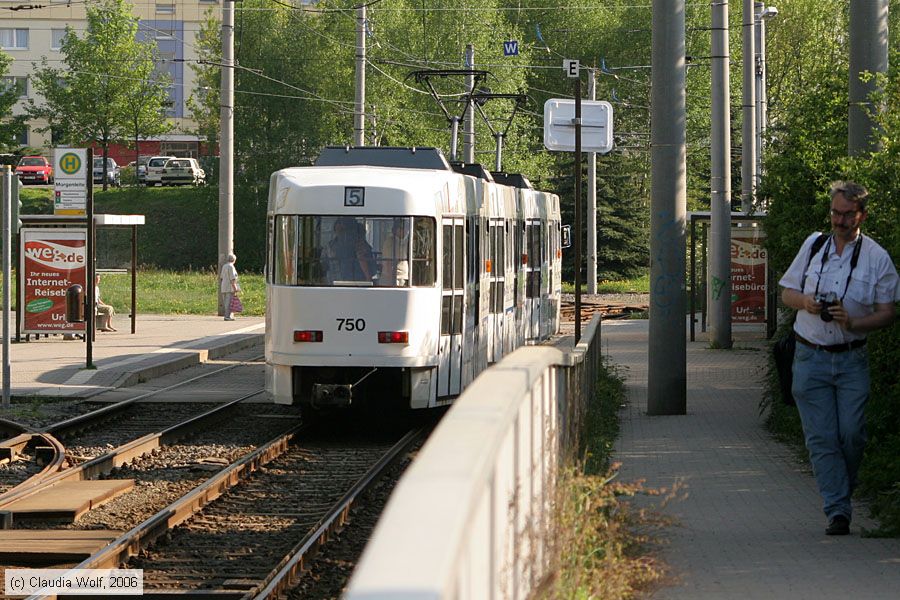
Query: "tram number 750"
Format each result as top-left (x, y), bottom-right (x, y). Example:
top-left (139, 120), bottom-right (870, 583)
top-left (336, 318), bottom-right (366, 331)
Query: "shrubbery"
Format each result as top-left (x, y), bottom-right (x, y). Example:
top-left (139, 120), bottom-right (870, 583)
top-left (762, 64), bottom-right (900, 534)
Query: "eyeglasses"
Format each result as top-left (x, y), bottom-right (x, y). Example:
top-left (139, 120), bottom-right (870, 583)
top-left (830, 208), bottom-right (860, 221)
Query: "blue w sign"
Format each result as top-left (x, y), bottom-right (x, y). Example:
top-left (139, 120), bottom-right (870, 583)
top-left (503, 41), bottom-right (519, 56)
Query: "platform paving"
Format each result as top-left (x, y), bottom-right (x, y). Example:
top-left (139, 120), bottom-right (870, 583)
top-left (2, 313), bottom-right (264, 399)
top-left (600, 319), bottom-right (900, 600)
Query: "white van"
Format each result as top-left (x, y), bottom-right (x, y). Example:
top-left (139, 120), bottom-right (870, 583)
top-left (145, 155), bottom-right (177, 186)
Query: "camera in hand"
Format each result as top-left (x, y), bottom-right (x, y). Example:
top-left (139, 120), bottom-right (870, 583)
top-left (816, 291), bottom-right (839, 322)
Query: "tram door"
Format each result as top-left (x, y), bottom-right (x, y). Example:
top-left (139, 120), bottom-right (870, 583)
top-left (488, 219), bottom-right (505, 363)
top-left (438, 218), bottom-right (465, 397)
top-left (525, 220), bottom-right (543, 341)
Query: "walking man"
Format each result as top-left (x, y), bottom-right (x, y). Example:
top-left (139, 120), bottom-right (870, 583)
top-left (779, 181), bottom-right (899, 535)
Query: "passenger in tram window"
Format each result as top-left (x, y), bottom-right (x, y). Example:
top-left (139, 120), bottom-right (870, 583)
top-left (328, 217), bottom-right (376, 282)
top-left (379, 218), bottom-right (409, 286)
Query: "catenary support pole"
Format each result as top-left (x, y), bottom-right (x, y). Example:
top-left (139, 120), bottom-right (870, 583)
top-left (217, 0), bottom-right (235, 316)
top-left (463, 45), bottom-right (475, 164)
top-left (574, 75), bottom-right (582, 345)
top-left (741, 0), bottom-right (756, 214)
top-left (849, 0), bottom-right (888, 155)
top-left (710, 0), bottom-right (733, 349)
top-left (353, 3), bottom-right (366, 146)
top-left (754, 2), bottom-right (763, 189)
top-left (587, 69), bottom-right (598, 295)
top-left (648, 0), bottom-right (687, 415)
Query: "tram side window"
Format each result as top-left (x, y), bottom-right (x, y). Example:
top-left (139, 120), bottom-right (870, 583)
top-left (411, 216), bottom-right (436, 286)
top-left (273, 215), bottom-right (299, 285)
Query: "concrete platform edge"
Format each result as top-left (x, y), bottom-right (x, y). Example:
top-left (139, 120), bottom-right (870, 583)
top-left (81, 334), bottom-right (264, 400)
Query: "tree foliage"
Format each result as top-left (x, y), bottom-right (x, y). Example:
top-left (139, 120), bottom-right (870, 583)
top-left (28, 0), bottom-right (170, 189)
top-left (0, 51), bottom-right (27, 152)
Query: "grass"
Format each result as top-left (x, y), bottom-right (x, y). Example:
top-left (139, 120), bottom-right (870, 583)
top-left (562, 273), bottom-right (650, 294)
top-left (6, 269), bottom-right (264, 317)
top-left (100, 269), bottom-right (265, 316)
top-left (536, 357), bottom-right (670, 599)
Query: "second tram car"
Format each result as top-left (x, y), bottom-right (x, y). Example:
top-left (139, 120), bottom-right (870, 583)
top-left (265, 147), bottom-right (561, 410)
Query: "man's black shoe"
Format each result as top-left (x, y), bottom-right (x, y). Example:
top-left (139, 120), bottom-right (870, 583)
top-left (826, 515), bottom-right (850, 535)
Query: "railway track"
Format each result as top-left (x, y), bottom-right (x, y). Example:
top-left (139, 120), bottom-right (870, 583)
top-left (0, 354), bottom-right (267, 501)
top-left (36, 423), bottom-right (426, 599)
top-left (2, 348), bottom-right (431, 598)
top-left (559, 297), bottom-right (648, 322)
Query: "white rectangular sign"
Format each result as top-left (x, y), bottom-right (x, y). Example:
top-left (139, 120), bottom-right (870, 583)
top-left (54, 147), bottom-right (88, 215)
top-left (543, 99), bottom-right (614, 153)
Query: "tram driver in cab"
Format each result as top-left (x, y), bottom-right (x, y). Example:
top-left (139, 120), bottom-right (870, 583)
top-left (327, 217), bottom-right (376, 284)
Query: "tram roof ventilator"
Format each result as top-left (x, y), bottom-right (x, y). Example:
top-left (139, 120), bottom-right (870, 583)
top-left (316, 146), bottom-right (452, 170)
top-left (490, 171), bottom-right (533, 189)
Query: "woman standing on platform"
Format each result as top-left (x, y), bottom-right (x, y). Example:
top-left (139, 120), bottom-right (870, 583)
top-left (220, 253), bottom-right (241, 321)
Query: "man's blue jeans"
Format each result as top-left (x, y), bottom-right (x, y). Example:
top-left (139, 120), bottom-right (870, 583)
top-left (792, 342), bottom-right (869, 521)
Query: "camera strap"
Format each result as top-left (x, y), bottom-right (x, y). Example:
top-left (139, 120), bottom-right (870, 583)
top-left (813, 234), bottom-right (864, 301)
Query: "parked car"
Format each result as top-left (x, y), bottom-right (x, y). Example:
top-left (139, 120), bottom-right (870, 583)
top-left (15, 156), bottom-right (53, 185)
top-left (92, 157), bottom-right (121, 187)
top-left (144, 155), bottom-right (177, 186)
top-left (160, 157), bottom-right (206, 186)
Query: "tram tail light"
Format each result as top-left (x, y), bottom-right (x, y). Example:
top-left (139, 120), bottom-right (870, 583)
top-left (521, 253), bottom-right (528, 265)
top-left (485, 259), bottom-right (492, 273)
top-left (378, 331), bottom-right (409, 344)
top-left (294, 330), bottom-right (323, 342)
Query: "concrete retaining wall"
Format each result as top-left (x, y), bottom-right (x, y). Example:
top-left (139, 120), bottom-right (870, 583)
top-left (346, 317), bottom-right (602, 599)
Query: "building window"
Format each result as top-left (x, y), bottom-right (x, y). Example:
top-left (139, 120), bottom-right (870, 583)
top-left (156, 4), bottom-right (176, 15)
top-left (0, 28), bottom-right (29, 50)
top-left (17, 126), bottom-right (28, 146)
top-left (153, 25), bottom-right (175, 40)
top-left (199, 0), bottom-right (218, 3)
top-left (51, 28), bottom-right (66, 50)
top-left (1, 76), bottom-right (28, 97)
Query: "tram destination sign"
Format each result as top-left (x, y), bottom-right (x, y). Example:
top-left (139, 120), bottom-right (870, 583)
top-left (54, 148), bottom-right (88, 215)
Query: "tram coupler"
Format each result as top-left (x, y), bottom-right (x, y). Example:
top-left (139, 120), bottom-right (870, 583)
top-left (309, 368), bottom-right (378, 409)
top-left (312, 383), bottom-right (354, 408)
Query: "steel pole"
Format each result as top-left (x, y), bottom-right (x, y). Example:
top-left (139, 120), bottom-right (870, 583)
top-left (648, 0), bottom-right (687, 415)
top-left (353, 4), bottom-right (366, 146)
top-left (710, 0), bottom-right (733, 349)
top-left (574, 76), bottom-right (582, 345)
top-left (463, 45), bottom-right (475, 164)
top-left (2, 168), bottom-right (10, 407)
top-left (849, 0), bottom-right (888, 155)
top-left (587, 69), bottom-right (598, 295)
top-left (741, 0), bottom-right (756, 214)
top-left (217, 0), bottom-right (235, 315)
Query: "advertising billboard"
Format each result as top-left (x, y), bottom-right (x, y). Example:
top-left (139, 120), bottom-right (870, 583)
top-left (730, 227), bottom-right (767, 323)
top-left (19, 228), bottom-right (88, 334)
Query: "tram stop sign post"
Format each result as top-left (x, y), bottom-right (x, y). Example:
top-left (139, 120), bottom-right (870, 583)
top-left (543, 98), bottom-right (614, 153)
top-left (544, 61), bottom-right (614, 344)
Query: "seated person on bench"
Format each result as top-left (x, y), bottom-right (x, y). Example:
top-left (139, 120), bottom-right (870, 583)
top-left (95, 274), bottom-right (116, 332)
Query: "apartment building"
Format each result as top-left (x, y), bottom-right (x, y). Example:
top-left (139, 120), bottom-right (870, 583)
top-left (1, 0), bottom-right (221, 161)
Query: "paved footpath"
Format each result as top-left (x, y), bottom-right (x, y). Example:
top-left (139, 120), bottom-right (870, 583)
top-left (2, 313), bottom-right (264, 399)
top-left (604, 319), bottom-right (900, 600)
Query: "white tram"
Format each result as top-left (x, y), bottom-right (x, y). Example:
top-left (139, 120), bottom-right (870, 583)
top-left (265, 147), bottom-right (561, 410)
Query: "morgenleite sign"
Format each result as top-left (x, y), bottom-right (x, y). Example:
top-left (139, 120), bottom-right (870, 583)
top-left (20, 228), bottom-right (88, 334)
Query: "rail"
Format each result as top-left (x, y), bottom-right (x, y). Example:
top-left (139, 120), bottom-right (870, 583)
top-left (346, 316), bottom-right (602, 599)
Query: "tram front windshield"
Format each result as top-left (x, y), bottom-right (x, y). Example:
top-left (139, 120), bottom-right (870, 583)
top-left (271, 215), bottom-right (436, 288)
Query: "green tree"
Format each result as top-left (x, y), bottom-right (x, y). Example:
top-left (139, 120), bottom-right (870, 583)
top-left (28, 0), bottom-right (170, 189)
top-left (121, 45), bottom-right (172, 175)
top-left (0, 51), bottom-right (27, 151)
